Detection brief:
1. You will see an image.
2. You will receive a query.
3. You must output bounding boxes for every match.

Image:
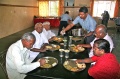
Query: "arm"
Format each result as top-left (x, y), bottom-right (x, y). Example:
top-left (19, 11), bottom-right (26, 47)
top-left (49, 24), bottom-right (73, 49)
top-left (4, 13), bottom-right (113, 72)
top-left (61, 23), bottom-right (75, 35)
top-left (76, 58), bottom-right (93, 63)
top-left (12, 46), bottom-right (40, 73)
top-left (64, 23), bottom-right (75, 32)
top-left (85, 31), bottom-right (94, 37)
top-left (77, 44), bottom-right (92, 48)
top-left (30, 43), bottom-right (48, 52)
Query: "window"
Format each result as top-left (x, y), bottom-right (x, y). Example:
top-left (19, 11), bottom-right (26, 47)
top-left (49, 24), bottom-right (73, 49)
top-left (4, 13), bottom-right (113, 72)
top-left (49, 1), bottom-right (59, 16)
top-left (93, 1), bottom-right (116, 18)
top-left (39, 0), bottom-right (59, 17)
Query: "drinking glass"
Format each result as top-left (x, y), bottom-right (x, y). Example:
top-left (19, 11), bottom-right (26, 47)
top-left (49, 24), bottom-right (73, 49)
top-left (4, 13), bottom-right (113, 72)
top-left (68, 36), bottom-right (73, 47)
top-left (59, 49), bottom-right (64, 57)
top-left (63, 37), bottom-right (67, 49)
top-left (64, 49), bottom-right (70, 58)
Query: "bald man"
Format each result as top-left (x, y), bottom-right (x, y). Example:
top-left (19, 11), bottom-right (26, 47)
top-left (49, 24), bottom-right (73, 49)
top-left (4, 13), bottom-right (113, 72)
top-left (77, 24), bottom-right (114, 58)
top-left (29, 22), bottom-right (49, 60)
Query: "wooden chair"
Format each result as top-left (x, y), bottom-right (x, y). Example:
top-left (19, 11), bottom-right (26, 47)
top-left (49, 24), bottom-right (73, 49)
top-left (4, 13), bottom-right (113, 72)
top-left (0, 49), bottom-right (8, 79)
top-left (114, 17), bottom-right (120, 32)
top-left (0, 63), bottom-right (8, 79)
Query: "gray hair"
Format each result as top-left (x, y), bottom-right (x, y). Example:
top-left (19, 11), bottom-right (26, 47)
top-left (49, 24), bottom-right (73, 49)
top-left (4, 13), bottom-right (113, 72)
top-left (35, 22), bottom-right (42, 29)
top-left (42, 21), bottom-right (50, 26)
top-left (21, 32), bottom-right (35, 41)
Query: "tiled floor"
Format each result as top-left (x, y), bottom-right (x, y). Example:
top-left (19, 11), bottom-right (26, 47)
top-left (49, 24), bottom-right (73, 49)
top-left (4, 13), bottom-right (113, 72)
top-left (0, 26), bottom-right (120, 62)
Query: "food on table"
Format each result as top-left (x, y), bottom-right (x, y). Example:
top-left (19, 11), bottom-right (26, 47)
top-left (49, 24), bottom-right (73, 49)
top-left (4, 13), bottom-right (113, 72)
top-left (46, 46), bottom-right (52, 50)
top-left (64, 49), bottom-right (70, 53)
top-left (52, 62), bottom-right (57, 66)
top-left (41, 63), bottom-right (52, 68)
top-left (70, 46), bottom-right (85, 53)
top-left (40, 57), bottom-right (58, 68)
top-left (46, 44), bottom-right (60, 51)
top-left (70, 67), bottom-right (79, 72)
top-left (77, 47), bottom-right (85, 51)
top-left (63, 59), bottom-right (86, 72)
top-left (77, 63), bottom-right (86, 69)
top-left (53, 37), bottom-right (63, 42)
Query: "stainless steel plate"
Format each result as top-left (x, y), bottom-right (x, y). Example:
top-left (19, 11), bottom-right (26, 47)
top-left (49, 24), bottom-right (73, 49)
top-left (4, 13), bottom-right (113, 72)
top-left (46, 44), bottom-right (60, 51)
top-left (70, 46), bottom-right (85, 53)
top-left (40, 56), bottom-right (58, 68)
top-left (63, 59), bottom-right (86, 72)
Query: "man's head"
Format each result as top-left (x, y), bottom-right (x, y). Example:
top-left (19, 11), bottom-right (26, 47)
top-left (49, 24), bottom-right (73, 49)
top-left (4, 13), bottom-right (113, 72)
top-left (79, 6), bottom-right (88, 20)
top-left (65, 11), bottom-right (69, 14)
top-left (94, 24), bottom-right (107, 39)
top-left (93, 39), bottom-right (110, 56)
top-left (34, 22), bottom-right (43, 33)
top-left (42, 21), bottom-right (50, 31)
top-left (21, 32), bottom-right (36, 49)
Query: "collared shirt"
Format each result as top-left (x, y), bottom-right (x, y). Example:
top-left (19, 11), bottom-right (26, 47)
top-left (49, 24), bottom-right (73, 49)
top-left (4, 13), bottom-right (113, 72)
top-left (61, 14), bottom-right (72, 22)
top-left (89, 53), bottom-right (119, 79)
top-left (73, 14), bottom-right (97, 33)
top-left (89, 34), bottom-right (114, 57)
top-left (43, 28), bottom-right (55, 40)
top-left (29, 30), bottom-right (48, 59)
top-left (6, 40), bottom-right (40, 79)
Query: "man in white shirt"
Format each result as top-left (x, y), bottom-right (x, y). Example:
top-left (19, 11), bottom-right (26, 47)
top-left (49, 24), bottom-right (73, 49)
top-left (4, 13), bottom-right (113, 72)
top-left (29, 22), bottom-right (49, 60)
top-left (6, 32), bottom-right (46, 79)
top-left (42, 21), bottom-right (56, 41)
top-left (77, 24), bottom-right (114, 57)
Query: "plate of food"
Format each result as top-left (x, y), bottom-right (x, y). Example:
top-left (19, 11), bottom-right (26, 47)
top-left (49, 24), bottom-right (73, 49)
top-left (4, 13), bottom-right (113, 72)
top-left (52, 37), bottom-right (63, 42)
top-left (40, 57), bottom-right (58, 68)
top-left (63, 59), bottom-right (86, 72)
top-left (70, 46), bottom-right (85, 53)
top-left (46, 44), bottom-right (60, 51)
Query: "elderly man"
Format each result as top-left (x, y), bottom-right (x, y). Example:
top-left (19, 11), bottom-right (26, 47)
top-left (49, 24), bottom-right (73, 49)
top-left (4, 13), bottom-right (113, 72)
top-left (77, 24), bottom-right (114, 58)
top-left (29, 22), bottom-right (49, 60)
top-left (61, 6), bottom-right (97, 44)
top-left (6, 32), bottom-right (46, 79)
top-left (42, 21), bottom-right (56, 41)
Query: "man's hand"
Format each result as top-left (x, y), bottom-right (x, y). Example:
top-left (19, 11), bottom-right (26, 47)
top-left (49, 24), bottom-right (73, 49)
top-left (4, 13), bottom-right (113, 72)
top-left (60, 30), bottom-right (65, 35)
top-left (38, 58), bottom-right (46, 66)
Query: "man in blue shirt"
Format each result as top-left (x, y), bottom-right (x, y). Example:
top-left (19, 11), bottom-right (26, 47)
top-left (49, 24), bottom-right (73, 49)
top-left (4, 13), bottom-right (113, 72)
top-left (61, 6), bottom-right (97, 44)
top-left (58, 11), bottom-right (72, 36)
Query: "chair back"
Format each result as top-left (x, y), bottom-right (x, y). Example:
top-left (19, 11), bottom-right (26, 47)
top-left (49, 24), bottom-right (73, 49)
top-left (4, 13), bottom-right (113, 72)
top-left (0, 49), bottom-right (8, 79)
top-left (0, 63), bottom-right (8, 79)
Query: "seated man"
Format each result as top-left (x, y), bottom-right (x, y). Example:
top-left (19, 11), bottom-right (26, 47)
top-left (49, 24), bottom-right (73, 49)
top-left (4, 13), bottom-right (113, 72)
top-left (29, 22), bottom-right (49, 60)
top-left (42, 21), bottom-right (56, 41)
top-left (77, 24), bottom-right (114, 58)
top-left (76, 39), bottom-right (119, 79)
top-left (6, 32), bottom-right (46, 79)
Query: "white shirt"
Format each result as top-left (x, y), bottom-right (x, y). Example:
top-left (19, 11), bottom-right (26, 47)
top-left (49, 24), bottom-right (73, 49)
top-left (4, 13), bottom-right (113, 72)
top-left (29, 30), bottom-right (48, 59)
top-left (89, 34), bottom-right (114, 57)
top-left (43, 28), bottom-right (55, 40)
top-left (6, 40), bottom-right (40, 79)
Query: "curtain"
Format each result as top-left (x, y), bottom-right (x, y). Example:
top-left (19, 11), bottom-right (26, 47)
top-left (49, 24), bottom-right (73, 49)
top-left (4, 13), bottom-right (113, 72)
top-left (90, 0), bottom-right (94, 16)
top-left (38, 0), bottom-right (49, 17)
top-left (114, 0), bottom-right (119, 17)
top-left (58, 0), bottom-right (64, 17)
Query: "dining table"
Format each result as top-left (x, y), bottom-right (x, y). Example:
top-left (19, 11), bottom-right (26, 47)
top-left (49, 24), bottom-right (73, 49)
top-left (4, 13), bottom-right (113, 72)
top-left (24, 36), bottom-right (93, 79)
